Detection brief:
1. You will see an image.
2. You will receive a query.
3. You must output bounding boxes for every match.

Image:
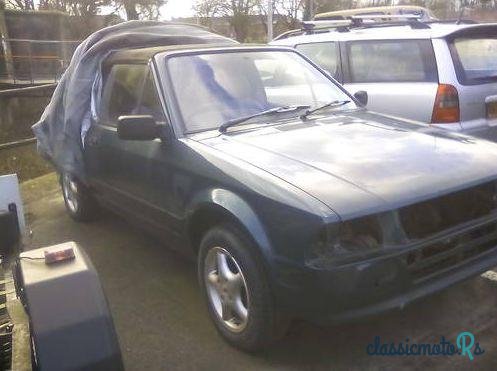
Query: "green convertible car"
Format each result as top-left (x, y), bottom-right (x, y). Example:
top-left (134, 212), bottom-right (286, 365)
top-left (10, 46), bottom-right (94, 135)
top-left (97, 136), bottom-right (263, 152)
top-left (57, 42), bottom-right (497, 351)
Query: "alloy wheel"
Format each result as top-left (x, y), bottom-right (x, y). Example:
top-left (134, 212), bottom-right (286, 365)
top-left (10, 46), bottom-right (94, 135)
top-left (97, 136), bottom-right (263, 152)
top-left (62, 174), bottom-right (79, 214)
top-left (204, 246), bottom-right (250, 333)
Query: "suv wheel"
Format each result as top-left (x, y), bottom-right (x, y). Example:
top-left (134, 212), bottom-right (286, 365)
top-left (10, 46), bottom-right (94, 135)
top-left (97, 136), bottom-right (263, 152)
top-left (60, 173), bottom-right (98, 222)
top-left (198, 224), bottom-right (288, 351)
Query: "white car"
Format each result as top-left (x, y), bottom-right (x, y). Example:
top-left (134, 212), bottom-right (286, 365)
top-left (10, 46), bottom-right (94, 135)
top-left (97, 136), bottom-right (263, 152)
top-left (271, 19), bottom-right (497, 140)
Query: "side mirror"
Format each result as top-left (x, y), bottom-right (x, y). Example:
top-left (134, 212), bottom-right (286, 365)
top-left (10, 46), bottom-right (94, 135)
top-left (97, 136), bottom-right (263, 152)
top-left (354, 91), bottom-right (368, 107)
top-left (117, 115), bottom-right (160, 141)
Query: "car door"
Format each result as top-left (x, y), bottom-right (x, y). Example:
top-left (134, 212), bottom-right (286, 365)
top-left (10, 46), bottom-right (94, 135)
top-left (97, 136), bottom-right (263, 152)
top-left (341, 39), bottom-right (439, 123)
top-left (84, 63), bottom-right (148, 208)
top-left (84, 63), bottom-right (183, 240)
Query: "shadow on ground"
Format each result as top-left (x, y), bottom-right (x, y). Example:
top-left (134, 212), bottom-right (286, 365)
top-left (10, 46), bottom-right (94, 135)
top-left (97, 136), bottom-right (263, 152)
top-left (21, 173), bottom-right (497, 371)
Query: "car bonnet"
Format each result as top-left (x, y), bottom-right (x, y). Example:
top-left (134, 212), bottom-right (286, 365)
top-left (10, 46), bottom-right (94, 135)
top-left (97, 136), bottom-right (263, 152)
top-left (197, 111), bottom-right (497, 220)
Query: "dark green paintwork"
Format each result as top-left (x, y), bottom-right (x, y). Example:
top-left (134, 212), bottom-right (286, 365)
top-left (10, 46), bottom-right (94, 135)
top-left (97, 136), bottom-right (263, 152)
top-left (83, 46), bottom-right (497, 322)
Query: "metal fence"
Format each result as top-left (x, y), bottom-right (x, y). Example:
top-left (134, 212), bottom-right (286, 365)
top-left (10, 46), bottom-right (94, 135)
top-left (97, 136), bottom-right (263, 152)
top-left (0, 84), bottom-right (57, 151)
top-left (0, 137), bottom-right (36, 151)
top-left (0, 38), bottom-right (80, 84)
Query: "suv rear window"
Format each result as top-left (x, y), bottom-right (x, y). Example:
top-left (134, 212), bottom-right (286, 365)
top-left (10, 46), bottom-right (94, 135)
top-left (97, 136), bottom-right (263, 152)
top-left (451, 37), bottom-right (497, 85)
top-left (296, 42), bottom-right (339, 79)
top-left (347, 40), bottom-right (438, 83)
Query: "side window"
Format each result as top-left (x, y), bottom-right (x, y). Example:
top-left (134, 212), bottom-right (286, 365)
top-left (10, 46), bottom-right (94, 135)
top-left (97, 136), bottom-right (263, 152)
top-left (101, 64), bottom-right (148, 124)
top-left (296, 42), bottom-right (339, 78)
top-left (136, 71), bottom-right (166, 122)
top-left (347, 40), bottom-right (438, 83)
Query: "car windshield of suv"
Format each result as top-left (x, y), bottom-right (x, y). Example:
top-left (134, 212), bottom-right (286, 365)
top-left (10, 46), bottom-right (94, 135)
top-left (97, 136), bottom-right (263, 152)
top-left (452, 36), bottom-right (497, 84)
top-left (167, 50), bottom-right (355, 133)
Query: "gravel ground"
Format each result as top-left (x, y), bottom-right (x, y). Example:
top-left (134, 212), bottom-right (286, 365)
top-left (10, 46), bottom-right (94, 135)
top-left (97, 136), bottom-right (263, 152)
top-left (20, 173), bottom-right (497, 371)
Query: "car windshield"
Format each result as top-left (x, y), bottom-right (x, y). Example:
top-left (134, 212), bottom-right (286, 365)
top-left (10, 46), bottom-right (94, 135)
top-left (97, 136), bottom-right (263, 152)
top-left (167, 50), bottom-right (355, 133)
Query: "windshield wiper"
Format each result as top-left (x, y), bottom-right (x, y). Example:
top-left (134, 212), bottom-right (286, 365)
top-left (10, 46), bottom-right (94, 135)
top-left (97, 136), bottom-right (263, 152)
top-left (219, 105), bottom-right (310, 133)
top-left (300, 100), bottom-right (351, 120)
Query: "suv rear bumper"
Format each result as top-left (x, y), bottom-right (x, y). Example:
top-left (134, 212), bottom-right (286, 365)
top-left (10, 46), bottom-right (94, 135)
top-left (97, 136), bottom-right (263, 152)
top-left (435, 118), bottom-right (497, 142)
top-left (464, 123), bottom-right (497, 142)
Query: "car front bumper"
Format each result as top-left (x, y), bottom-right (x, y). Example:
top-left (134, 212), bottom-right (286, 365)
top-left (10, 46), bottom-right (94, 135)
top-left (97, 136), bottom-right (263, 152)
top-left (271, 218), bottom-right (497, 324)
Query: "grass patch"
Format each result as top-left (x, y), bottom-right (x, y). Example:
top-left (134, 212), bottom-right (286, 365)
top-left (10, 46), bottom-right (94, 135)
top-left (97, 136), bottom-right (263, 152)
top-left (0, 143), bottom-right (53, 182)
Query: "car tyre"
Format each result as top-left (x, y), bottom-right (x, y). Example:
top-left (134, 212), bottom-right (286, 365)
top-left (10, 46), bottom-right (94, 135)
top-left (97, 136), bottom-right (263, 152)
top-left (60, 173), bottom-right (98, 222)
top-left (198, 223), bottom-right (288, 351)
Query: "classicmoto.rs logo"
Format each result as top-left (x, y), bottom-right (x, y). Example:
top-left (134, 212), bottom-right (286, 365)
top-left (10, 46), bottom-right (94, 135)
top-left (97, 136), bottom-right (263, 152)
top-left (366, 332), bottom-right (485, 360)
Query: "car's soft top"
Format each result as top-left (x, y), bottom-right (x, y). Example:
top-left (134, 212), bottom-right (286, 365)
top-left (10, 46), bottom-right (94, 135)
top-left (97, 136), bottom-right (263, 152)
top-left (104, 43), bottom-right (243, 65)
top-left (33, 21), bottom-right (236, 183)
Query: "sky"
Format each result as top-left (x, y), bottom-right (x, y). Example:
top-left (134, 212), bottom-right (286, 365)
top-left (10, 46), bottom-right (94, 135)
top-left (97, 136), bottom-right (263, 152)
top-left (93, 0), bottom-right (196, 20)
top-left (161, 0), bottom-right (196, 20)
top-left (41, 0), bottom-right (418, 22)
top-left (158, 0), bottom-right (405, 21)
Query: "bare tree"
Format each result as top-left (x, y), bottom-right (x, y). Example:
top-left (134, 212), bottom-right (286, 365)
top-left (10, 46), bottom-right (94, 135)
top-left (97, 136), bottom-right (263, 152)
top-left (121, 0), bottom-right (139, 19)
top-left (259, 0), bottom-right (302, 31)
top-left (277, 0), bottom-right (303, 28)
top-left (32, 0), bottom-right (165, 20)
top-left (6, 0), bottom-right (34, 10)
top-left (193, 0), bottom-right (259, 41)
top-left (113, 0), bottom-right (167, 20)
top-left (37, 0), bottom-right (112, 17)
top-left (257, 0), bottom-right (276, 34)
top-left (221, 0), bottom-right (259, 41)
top-left (193, 0), bottom-right (222, 27)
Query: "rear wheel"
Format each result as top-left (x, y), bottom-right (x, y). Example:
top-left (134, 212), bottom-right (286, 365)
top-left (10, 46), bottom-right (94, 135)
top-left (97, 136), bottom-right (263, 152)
top-left (198, 224), bottom-right (289, 351)
top-left (60, 173), bottom-right (98, 222)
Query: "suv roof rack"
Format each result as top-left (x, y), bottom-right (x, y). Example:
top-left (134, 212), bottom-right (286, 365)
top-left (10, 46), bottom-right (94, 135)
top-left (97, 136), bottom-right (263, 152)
top-left (273, 14), bottom-right (431, 41)
top-left (425, 19), bottom-right (478, 25)
top-left (273, 20), bottom-right (351, 40)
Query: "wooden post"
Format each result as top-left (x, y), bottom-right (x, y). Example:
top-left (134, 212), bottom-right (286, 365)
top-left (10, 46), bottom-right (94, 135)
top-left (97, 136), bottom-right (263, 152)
top-left (0, 1), bottom-right (14, 82)
top-left (267, 0), bottom-right (273, 42)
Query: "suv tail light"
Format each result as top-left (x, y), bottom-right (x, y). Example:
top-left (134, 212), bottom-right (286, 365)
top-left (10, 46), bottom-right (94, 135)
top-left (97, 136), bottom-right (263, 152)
top-left (431, 84), bottom-right (460, 124)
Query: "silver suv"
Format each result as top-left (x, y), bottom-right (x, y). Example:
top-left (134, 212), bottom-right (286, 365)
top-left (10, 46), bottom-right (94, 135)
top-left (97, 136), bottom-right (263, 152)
top-left (271, 20), bottom-right (497, 140)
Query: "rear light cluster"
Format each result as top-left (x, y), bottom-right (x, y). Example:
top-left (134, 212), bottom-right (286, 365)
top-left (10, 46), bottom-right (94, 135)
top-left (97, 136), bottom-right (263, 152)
top-left (431, 84), bottom-right (460, 124)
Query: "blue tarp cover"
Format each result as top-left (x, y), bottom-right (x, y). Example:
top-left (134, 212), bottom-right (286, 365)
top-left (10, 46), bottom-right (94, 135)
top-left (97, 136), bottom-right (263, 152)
top-left (32, 20), bottom-right (235, 181)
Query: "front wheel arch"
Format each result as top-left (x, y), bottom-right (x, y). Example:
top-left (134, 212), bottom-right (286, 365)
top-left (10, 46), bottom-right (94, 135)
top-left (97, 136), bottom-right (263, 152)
top-left (185, 189), bottom-right (274, 266)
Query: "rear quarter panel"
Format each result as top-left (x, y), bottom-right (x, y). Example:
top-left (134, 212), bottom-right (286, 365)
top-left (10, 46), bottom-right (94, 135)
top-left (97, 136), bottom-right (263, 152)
top-left (435, 37), bottom-right (497, 136)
